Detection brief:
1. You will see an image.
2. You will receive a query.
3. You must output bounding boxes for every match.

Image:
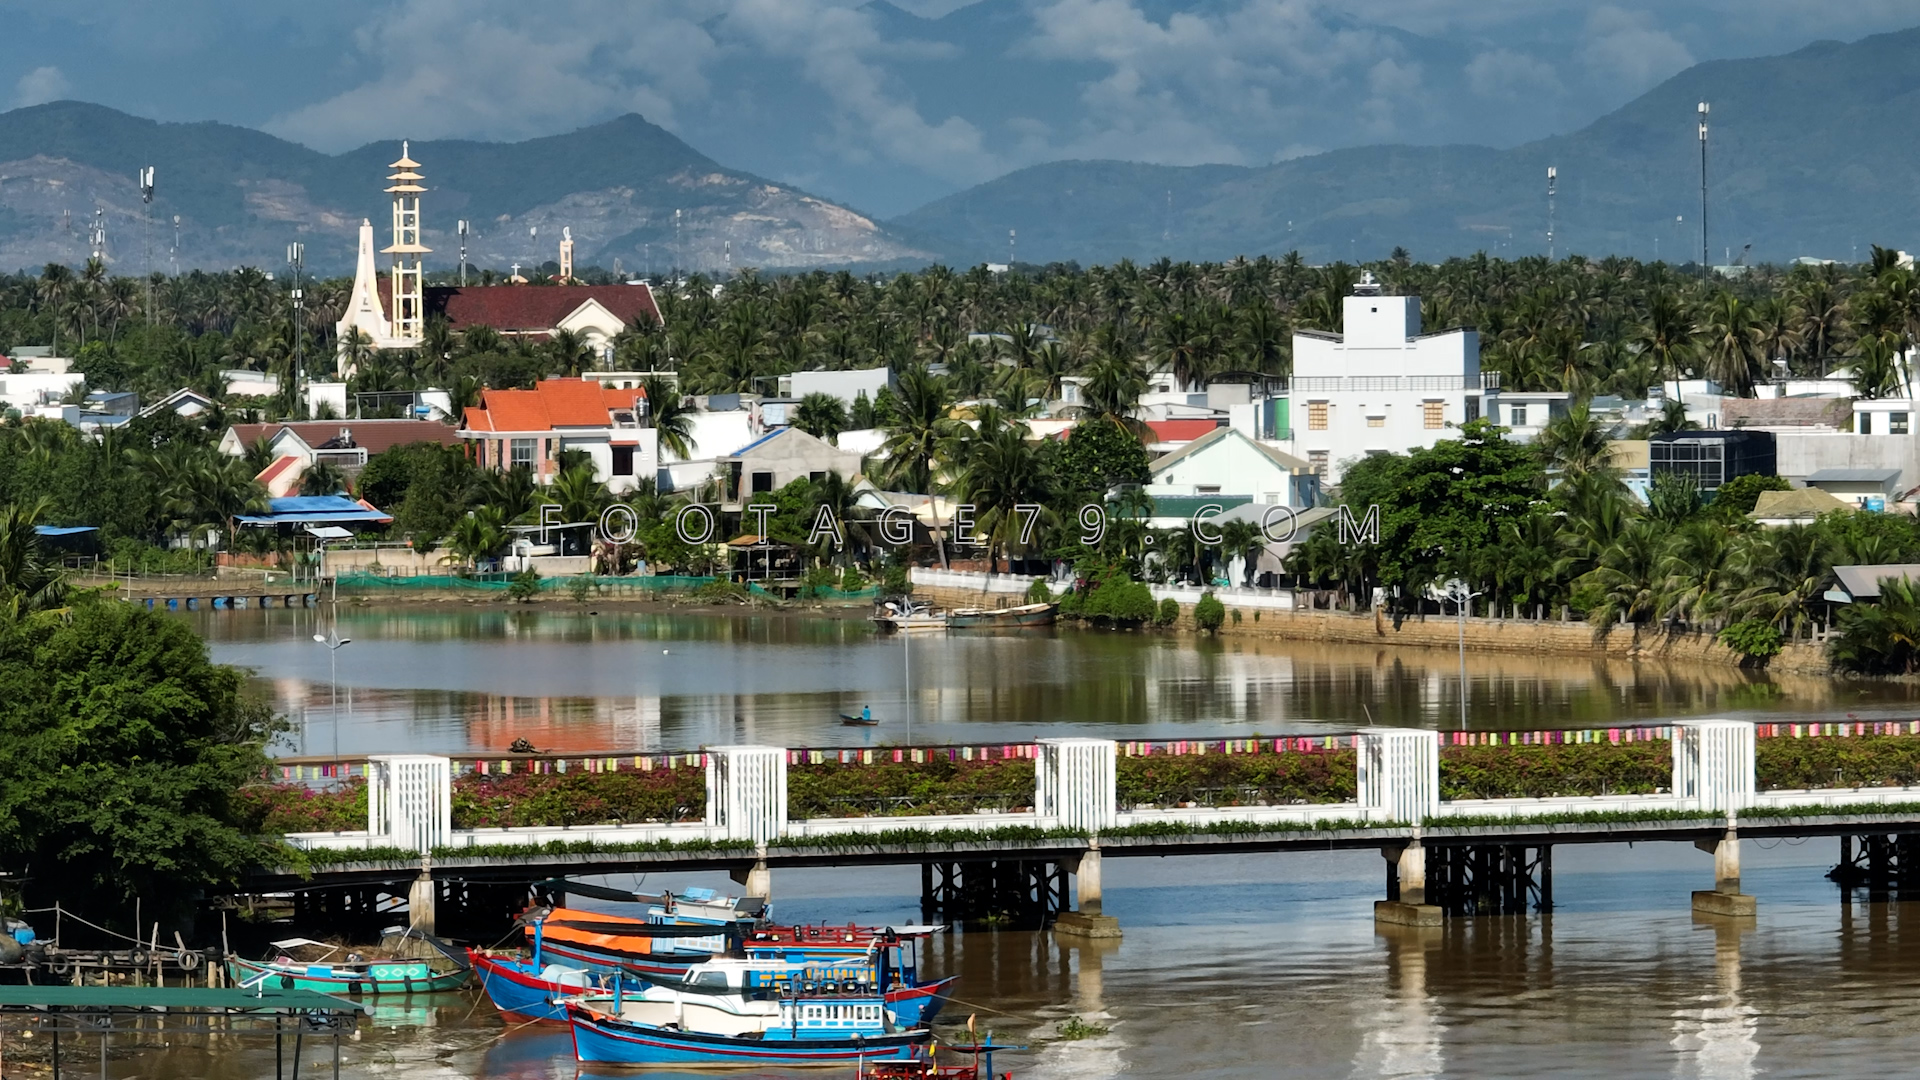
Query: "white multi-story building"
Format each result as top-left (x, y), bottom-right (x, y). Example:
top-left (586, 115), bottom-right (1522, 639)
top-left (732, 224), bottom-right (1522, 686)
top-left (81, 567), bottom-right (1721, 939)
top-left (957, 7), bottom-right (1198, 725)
top-left (1277, 273), bottom-right (1499, 485)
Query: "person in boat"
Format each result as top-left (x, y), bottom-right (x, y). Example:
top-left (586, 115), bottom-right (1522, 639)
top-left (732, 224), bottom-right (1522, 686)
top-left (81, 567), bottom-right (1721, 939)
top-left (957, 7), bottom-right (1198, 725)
top-left (862, 705), bottom-right (872, 723)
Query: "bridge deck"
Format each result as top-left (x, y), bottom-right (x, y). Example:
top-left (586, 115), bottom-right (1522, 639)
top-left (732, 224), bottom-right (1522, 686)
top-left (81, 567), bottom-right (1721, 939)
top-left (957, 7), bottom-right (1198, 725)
top-left (253, 812), bottom-right (1920, 890)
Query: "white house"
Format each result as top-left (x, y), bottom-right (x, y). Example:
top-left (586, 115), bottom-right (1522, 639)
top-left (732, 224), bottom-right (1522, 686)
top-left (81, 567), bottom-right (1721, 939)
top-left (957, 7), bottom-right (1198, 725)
top-left (1277, 272), bottom-right (1498, 484)
top-left (786, 367), bottom-right (891, 407)
top-left (716, 427), bottom-right (866, 509)
top-left (1146, 426), bottom-right (1317, 506)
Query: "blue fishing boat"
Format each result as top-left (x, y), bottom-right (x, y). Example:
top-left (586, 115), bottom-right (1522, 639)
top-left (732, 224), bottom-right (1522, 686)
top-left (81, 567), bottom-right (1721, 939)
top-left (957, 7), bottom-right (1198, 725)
top-left (566, 994), bottom-right (929, 1068)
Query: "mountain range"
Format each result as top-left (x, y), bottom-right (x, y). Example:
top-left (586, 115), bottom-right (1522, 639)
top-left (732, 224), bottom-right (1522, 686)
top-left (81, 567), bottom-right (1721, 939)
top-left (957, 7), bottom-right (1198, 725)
top-left (1, 23), bottom-right (1917, 276)
top-left (0, 104), bottom-right (932, 276)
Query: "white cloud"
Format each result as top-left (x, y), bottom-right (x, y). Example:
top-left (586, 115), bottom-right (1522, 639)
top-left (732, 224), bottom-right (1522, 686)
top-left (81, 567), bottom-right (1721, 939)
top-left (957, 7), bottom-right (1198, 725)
top-left (1465, 49), bottom-right (1564, 100)
top-left (1578, 6), bottom-right (1696, 93)
top-left (13, 65), bottom-right (71, 108)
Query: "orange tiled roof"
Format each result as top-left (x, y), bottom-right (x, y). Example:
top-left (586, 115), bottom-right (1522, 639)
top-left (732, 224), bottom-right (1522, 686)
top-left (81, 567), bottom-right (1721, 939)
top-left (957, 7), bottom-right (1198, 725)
top-left (1145, 419), bottom-right (1222, 443)
top-left (462, 379), bottom-right (645, 433)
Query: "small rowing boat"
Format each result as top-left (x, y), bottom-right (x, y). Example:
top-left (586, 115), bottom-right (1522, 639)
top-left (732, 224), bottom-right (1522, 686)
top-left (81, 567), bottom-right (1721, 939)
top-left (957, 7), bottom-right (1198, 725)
top-left (228, 954), bottom-right (469, 995)
top-left (841, 713), bottom-right (881, 727)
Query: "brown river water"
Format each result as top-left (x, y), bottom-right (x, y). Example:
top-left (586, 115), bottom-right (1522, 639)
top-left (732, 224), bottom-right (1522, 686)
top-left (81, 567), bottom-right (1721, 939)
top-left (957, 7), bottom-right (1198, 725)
top-left (111, 605), bottom-right (1920, 1079)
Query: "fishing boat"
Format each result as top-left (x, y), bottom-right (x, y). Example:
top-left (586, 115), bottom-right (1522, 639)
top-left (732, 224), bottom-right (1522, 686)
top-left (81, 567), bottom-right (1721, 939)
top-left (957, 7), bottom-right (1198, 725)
top-left (872, 600), bottom-right (946, 633)
top-left (565, 992), bottom-right (929, 1068)
top-left (859, 1024), bottom-right (1023, 1079)
top-left (470, 950), bottom-right (644, 1023)
top-left (598, 954), bottom-right (957, 1028)
top-left (841, 713), bottom-right (881, 727)
top-left (943, 602), bottom-right (1057, 628)
top-left (229, 936), bottom-right (470, 995)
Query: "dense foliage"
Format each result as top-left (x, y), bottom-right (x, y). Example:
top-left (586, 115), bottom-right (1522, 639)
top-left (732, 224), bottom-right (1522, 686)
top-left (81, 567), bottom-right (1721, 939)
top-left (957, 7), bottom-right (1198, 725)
top-left (1438, 742), bottom-right (1673, 799)
top-left (787, 759), bottom-right (1035, 818)
top-left (0, 602), bottom-right (281, 928)
top-left (1755, 736), bottom-right (1920, 790)
top-left (1115, 751), bottom-right (1357, 807)
top-left (451, 769), bottom-right (707, 828)
top-left (238, 779), bottom-right (368, 834)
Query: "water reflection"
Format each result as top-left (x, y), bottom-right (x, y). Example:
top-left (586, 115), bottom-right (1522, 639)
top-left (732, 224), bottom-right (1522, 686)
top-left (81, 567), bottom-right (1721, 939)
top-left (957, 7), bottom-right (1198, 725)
top-left (187, 606), bottom-right (1920, 758)
top-left (1669, 915), bottom-right (1758, 1080)
top-left (1353, 925), bottom-right (1444, 1079)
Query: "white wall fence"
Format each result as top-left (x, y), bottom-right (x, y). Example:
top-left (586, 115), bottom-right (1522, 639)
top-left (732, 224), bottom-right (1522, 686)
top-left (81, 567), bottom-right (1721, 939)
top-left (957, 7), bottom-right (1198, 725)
top-left (288, 722), bottom-right (1920, 855)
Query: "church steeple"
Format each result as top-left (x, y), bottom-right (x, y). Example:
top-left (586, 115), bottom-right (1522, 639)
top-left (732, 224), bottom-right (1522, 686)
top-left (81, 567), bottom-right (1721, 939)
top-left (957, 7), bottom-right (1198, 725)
top-left (382, 141), bottom-right (430, 344)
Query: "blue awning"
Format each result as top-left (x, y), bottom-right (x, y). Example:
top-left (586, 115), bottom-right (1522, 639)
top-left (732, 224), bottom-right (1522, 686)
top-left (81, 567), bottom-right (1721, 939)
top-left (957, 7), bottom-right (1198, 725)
top-left (235, 495), bottom-right (391, 528)
top-left (33, 525), bottom-right (99, 537)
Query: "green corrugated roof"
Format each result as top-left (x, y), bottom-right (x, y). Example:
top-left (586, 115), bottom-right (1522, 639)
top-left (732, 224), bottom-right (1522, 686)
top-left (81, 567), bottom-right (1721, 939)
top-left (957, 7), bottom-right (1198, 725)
top-left (0, 987), bottom-right (362, 1012)
top-left (1139, 495), bottom-right (1254, 518)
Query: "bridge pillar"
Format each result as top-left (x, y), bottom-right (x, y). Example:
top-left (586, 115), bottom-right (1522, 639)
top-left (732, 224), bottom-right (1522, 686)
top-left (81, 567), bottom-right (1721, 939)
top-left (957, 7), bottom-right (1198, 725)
top-left (408, 870), bottom-right (436, 934)
top-left (1056, 847), bottom-right (1120, 938)
top-left (1693, 827), bottom-right (1756, 916)
top-left (730, 851), bottom-right (773, 903)
top-left (1376, 840), bottom-right (1441, 926)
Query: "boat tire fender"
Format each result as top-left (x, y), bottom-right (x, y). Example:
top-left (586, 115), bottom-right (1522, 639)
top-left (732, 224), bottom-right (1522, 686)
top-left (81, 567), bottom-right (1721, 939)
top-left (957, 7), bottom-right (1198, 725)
top-left (129, 950), bottom-right (149, 967)
top-left (177, 950), bottom-right (201, 970)
top-left (279, 975), bottom-right (295, 990)
top-left (348, 981), bottom-right (362, 995)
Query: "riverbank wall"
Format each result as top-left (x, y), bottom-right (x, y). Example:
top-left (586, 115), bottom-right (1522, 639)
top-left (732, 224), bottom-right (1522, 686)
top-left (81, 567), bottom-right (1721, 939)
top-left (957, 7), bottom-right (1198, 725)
top-left (908, 580), bottom-right (1833, 676)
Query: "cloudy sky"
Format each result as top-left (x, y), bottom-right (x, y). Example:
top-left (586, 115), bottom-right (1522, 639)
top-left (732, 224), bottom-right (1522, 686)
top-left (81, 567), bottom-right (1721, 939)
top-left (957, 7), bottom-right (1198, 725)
top-left (3, 0), bottom-right (1916, 216)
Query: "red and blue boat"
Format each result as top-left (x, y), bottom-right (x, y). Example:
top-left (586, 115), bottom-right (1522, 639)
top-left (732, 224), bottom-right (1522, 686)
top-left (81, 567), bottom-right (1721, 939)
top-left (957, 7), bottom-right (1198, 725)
top-left (565, 993), bottom-right (929, 1068)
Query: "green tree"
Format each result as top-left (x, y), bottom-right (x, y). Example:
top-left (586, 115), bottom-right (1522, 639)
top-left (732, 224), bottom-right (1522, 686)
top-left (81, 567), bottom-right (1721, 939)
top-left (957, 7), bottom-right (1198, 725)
top-left (1194, 591), bottom-right (1226, 631)
top-left (1056, 419), bottom-right (1150, 493)
top-left (792, 392), bottom-right (849, 444)
top-left (0, 602), bottom-right (281, 926)
top-left (642, 375), bottom-right (698, 460)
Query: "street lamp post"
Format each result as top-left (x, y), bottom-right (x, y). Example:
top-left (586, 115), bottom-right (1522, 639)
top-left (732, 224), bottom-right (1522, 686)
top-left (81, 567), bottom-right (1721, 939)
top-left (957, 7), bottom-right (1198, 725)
top-left (313, 628), bottom-right (352, 761)
top-left (1442, 580), bottom-right (1483, 730)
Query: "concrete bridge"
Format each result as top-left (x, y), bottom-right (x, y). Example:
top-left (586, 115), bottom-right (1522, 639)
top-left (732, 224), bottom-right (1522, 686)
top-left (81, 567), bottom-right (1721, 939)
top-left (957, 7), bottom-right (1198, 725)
top-left (265, 722), bottom-right (1920, 938)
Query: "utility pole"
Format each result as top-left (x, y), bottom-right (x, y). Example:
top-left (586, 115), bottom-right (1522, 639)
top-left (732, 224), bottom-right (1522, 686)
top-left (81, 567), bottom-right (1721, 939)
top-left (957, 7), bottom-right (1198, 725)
top-left (287, 242), bottom-right (305, 418)
top-left (1546, 166), bottom-right (1557, 260)
top-left (1697, 101), bottom-right (1710, 281)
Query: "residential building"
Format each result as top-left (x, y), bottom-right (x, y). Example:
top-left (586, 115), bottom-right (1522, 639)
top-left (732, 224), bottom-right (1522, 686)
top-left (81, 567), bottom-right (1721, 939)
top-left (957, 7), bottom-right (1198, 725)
top-left (1827, 564), bottom-right (1920, 605)
top-left (1649, 430), bottom-right (1776, 493)
top-left (785, 367), bottom-right (892, 407)
top-left (459, 378), bottom-right (659, 493)
top-left (220, 419), bottom-right (463, 494)
top-left (1496, 390), bottom-right (1572, 441)
top-left (1145, 426), bottom-right (1318, 507)
top-left (1806, 468), bottom-right (1901, 506)
top-left (716, 427), bottom-right (865, 508)
top-left (1144, 418), bottom-right (1223, 454)
top-left (1277, 272), bottom-right (1497, 484)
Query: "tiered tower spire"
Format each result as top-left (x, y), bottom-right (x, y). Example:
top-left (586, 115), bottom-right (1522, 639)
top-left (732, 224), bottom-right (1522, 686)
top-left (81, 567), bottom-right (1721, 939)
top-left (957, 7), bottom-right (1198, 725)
top-left (382, 141), bottom-right (430, 344)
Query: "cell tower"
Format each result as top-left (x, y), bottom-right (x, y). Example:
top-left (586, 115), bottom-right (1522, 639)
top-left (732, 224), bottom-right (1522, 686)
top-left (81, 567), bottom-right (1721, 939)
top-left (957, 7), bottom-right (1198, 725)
top-left (457, 219), bottom-right (469, 287)
top-left (381, 141), bottom-right (429, 343)
top-left (1546, 166), bottom-right (1557, 260)
top-left (90, 207), bottom-right (107, 261)
top-left (139, 166), bottom-right (155, 324)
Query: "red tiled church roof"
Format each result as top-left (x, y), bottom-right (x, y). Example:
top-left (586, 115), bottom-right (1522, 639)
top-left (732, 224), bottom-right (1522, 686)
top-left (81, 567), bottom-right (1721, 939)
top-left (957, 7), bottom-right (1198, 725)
top-left (423, 284), bottom-right (663, 335)
top-left (230, 420), bottom-right (461, 455)
top-left (462, 379), bottom-right (646, 434)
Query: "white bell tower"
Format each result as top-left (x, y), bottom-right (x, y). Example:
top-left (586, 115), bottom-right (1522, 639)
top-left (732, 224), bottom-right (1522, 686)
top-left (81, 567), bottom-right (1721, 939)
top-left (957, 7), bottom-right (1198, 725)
top-left (382, 142), bottom-right (430, 345)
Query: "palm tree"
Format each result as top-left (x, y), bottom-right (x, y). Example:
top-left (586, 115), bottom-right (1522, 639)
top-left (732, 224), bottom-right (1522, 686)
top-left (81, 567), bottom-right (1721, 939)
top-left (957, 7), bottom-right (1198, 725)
top-left (1218, 519), bottom-right (1265, 586)
top-left (1699, 292), bottom-right (1761, 395)
top-left (792, 392), bottom-right (849, 444)
top-left (446, 506), bottom-right (509, 572)
top-left (36, 263), bottom-right (74, 355)
top-left (640, 376), bottom-right (698, 460)
top-left (300, 462), bottom-right (351, 496)
top-left (472, 465), bottom-right (540, 524)
top-left (948, 421), bottom-right (1052, 573)
top-left (1590, 520), bottom-right (1665, 626)
top-left (0, 497), bottom-right (69, 621)
top-left (1534, 401), bottom-right (1614, 477)
top-left (1830, 577), bottom-right (1920, 674)
top-left (1635, 291), bottom-right (1695, 385)
top-left (548, 327), bottom-right (594, 377)
top-left (878, 367), bottom-right (961, 494)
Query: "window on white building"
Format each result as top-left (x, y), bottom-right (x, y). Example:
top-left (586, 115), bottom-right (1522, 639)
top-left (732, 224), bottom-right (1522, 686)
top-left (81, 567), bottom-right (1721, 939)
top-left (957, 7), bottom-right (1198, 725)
top-left (1423, 400), bottom-right (1444, 429)
top-left (1895, 413), bottom-right (1911, 435)
top-left (1308, 450), bottom-right (1328, 479)
top-left (1466, 398), bottom-right (1481, 423)
top-left (1307, 401), bottom-right (1329, 430)
top-left (510, 438), bottom-right (536, 468)
top-left (1367, 415), bottom-right (1386, 428)
top-left (1511, 405), bottom-right (1528, 427)
top-left (1198, 485), bottom-right (1221, 494)
top-left (1861, 413), bottom-right (1873, 435)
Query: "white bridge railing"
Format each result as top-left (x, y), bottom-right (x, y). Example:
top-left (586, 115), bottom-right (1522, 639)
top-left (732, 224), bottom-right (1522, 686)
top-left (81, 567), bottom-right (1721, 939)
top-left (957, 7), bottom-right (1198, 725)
top-left (284, 720), bottom-right (1917, 855)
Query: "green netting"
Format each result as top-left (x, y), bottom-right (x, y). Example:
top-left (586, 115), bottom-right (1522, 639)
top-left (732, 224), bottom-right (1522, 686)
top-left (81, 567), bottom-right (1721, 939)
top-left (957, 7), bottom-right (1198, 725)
top-left (334, 572), bottom-right (717, 594)
top-left (801, 585), bottom-right (880, 600)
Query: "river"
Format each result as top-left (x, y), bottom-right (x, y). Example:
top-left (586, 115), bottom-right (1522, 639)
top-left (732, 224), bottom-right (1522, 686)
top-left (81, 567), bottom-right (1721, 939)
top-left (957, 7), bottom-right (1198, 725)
top-left (135, 605), bottom-right (1920, 1079)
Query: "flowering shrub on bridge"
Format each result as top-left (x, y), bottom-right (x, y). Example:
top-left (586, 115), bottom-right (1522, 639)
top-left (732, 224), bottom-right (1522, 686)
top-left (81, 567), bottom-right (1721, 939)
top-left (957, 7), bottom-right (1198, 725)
top-left (1116, 749), bottom-right (1358, 808)
top-left (787, 758), bottom-right (1036, 818)
top-left (1756, 735), bottom-right (1920, 790)
top-left (451, 769), bottom-right (707, 828)
top-left (239, 779), bottom-right (368, 834)
top-left (1439, 742), bottom-right (1672, 799)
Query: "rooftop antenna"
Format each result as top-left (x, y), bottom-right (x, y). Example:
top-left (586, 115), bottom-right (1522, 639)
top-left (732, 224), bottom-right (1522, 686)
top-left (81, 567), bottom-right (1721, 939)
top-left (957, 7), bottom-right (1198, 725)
top-left (1697, 101), bottom-right (1710, 281)
top-left (457, 220), bottom-right (469, 287)
top-left (139, 166), bottom-right (156, 324)
top-left (1546, 166), bottom-right (1557, 260)
top-left (90, 207), bottom-right (107, 261)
